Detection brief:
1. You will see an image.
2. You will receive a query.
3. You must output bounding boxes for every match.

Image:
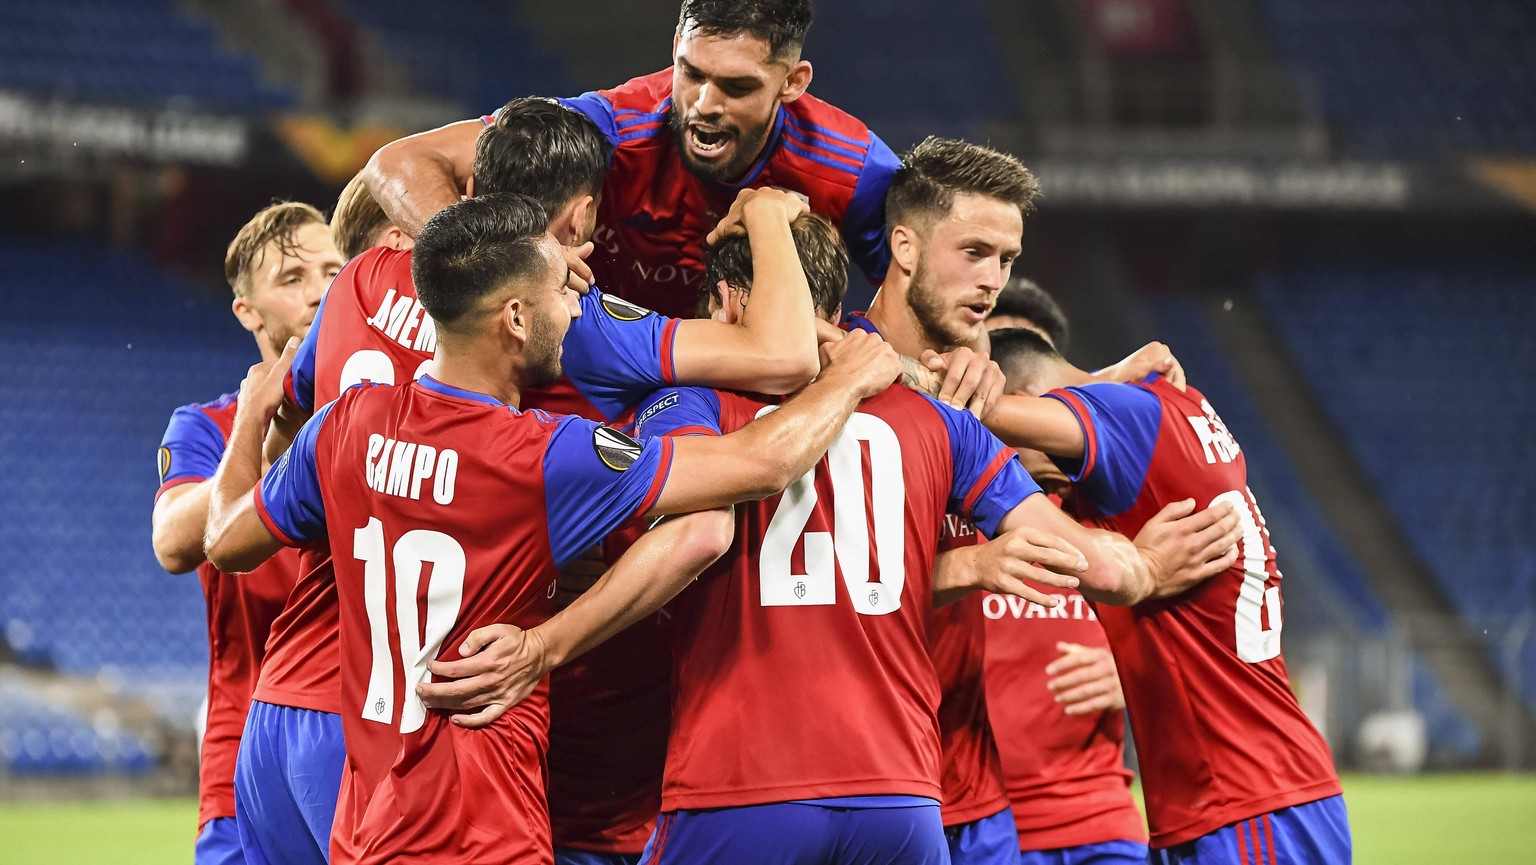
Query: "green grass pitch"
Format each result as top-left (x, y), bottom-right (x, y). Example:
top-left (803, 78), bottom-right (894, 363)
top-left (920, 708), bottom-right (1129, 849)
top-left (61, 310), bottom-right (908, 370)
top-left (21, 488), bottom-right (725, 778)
top-left (0, 774), bottom-right (1533, 863)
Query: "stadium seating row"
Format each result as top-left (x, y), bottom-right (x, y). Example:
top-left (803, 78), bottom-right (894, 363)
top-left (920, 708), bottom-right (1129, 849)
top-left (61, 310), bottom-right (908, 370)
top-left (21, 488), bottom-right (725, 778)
top-left (0, 674), bottom-right (156, 776)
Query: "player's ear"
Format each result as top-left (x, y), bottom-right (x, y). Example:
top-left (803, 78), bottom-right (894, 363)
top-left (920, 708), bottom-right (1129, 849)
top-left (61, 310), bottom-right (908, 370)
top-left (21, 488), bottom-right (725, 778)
top-left (830, 302), bottom-right (843, 324)
top-left (889, 223), bottom-right (921, 277)
top-left (711, 280), bottom-right (733, 323)
top-left (381, 226), bottom-right (414, 252)
top-left (568, 195), bottom-right (596, 245)
top-left (780, 60), bottom-right (812, 103)
top-left (464, 175), bottom-right (476, 199)
top-left (502, 297), bottom-right (529, 346)
top-left (231, 294), bottom-right (262, 335)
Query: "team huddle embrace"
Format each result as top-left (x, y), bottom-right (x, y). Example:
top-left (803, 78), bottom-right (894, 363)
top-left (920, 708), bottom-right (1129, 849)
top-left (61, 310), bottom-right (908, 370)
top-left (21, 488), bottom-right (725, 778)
top-left (149, 1), bottom-right (1353, 864)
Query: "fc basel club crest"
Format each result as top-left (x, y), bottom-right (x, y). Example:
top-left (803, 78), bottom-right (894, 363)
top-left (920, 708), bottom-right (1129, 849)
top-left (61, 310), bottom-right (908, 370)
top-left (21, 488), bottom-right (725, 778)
top-left (157, 447), bottom-right (172, 484)
top-left (600, 294), bottom-right (653, 322)
top-left (593, 426), bottom-right (643, 471)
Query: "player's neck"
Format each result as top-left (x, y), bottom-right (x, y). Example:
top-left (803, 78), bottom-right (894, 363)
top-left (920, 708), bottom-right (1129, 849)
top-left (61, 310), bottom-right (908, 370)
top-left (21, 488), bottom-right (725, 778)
top-left (420, 354), bottom-right (524, 409)
top-left (865, 283), bottom-right (949, 358)
top-left (1052, 363), bottom-right (1098, 390)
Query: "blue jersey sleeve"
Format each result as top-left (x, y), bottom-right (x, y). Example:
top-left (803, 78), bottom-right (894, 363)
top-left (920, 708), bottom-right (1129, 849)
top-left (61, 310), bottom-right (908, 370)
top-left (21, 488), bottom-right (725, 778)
top-left (286, 288), bottom-right (328, 413)
top-left (633, 387), bottom-right (724, 439)
top-left (561, 288), bottom-right (679, 421)
top-left (157, 401), bottom-right (229, 497)
top-left (1043, 382), bottom-right (1163, 517)
top-left (256, 400), bottom-right (337, 547)
top-left (842, 131), bottom-right (899, 282)
top-left (556, 93), bottom-right (619, 147)
top-left (542, 415), bottom-right (676, 567)
top-left (920, 394), bottom-right (1041, 538)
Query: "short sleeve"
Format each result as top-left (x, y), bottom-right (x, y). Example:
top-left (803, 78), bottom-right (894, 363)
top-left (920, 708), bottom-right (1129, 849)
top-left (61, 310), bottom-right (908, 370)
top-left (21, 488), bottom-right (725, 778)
top-left (156, 403), bottom-right (228, 499)
top-left (634, 387), bottom-right (724, 439)
top-left (841, 131), bottom-right (899, 283)
top-left (556, 93), bottom-right (620, 146)
top-left (541, 416), bottom-right (676, 567)
top-left (561, 288), bottom-right (680, 421)
top-left (919, 394), bottom-right (1041, 537)
top-left (1042, 382), bottom-right (1162, 517)
top-left (255, 400), bottom-right (337, 547)
top-left (285, 289), bottom-right (327, 413)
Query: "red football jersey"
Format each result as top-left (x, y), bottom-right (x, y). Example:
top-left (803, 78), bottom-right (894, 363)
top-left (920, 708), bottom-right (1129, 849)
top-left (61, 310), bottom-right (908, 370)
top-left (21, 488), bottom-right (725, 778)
top-left (552, 70), bottom-right (898, 319)
top-left (1048, 376), bottom-right (1341, 848)
top-left (255, 376), bottom-right (677, 864)
top-left (635, 383), bottom-right (1041, 810)
top-left (981, 581), bottom-right (1145, 850)
top-left (157, 393), bottom-right (299, 828)
top-left (929, 521), bottom-right (1011, 827)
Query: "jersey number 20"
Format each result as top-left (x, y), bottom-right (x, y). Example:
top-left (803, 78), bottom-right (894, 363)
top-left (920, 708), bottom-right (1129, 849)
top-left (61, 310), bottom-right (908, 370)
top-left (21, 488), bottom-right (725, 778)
top-left (758, 411), bottom-right (906, 616)
top-left (353, 518), bottom-right (466, 733)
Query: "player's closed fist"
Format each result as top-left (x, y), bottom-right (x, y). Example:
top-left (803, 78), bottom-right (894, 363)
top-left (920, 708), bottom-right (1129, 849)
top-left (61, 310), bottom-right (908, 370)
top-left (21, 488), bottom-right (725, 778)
top-left (819, 329), bottom-right (901, 399)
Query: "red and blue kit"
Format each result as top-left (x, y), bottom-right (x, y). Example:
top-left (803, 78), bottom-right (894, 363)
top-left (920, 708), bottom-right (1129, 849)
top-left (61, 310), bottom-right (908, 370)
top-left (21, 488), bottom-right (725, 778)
top-left (634, 382), bottom-right (1039, 814)
top-left (156, 393), bottom-right (298, 832)
top-left (255, 375), bottom-right (677, 864)
top-left (1046, 375), bottom-right (1346, 853)
top-left (503, 70), bottom-right (898, 319)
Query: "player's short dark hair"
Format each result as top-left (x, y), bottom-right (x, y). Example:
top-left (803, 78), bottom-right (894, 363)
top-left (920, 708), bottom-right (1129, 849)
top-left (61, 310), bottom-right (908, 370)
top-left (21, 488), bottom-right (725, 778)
top-left (700, 211), bottom-right (847, 319)
top-left (411, 193), bottom-right (553, 332)
top-left (885, 137), bottom-right (1040, 236)
top-left (988, 326), bottom-right (1065, 393)
top-left (677, 0), bottom-right (813, 61)
top-left (993, 277), bottom-right (1070, 353)
top-left (224, 201), bottom-right (328, 296)
top-left (330, 172), bottom-right (393, 261)
top-left (474, 97), bottom-right (613, 219)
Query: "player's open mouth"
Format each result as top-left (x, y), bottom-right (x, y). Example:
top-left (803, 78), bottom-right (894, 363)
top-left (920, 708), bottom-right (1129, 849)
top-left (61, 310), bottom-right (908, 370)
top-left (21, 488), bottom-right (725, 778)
top-left (962, 303), bottom-right (992, 322)
top-left (687, 124), bottom-right (732, 157)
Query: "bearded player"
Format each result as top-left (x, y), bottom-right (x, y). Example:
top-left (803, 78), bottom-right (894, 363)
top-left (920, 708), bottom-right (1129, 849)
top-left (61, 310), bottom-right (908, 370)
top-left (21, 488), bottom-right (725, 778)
top-left (151, 202), bottom-right (342, 865)
top-left (364, 0), bottom-right (898, 320)
top-left (979, 327), bottom-right (1352, 863)
top-left (203, 191), bottom-right (907, 864)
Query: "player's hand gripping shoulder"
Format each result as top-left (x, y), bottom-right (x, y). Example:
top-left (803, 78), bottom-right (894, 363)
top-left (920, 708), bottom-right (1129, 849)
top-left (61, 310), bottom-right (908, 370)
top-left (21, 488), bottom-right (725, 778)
top-left (704, 186), bottom-right (810, 245)
top-left (909, 347), bottom-right (1006, 419)
top-left (1133, 498), bottom-right (1242, 600)
top-left (1098, 341), bottom-right (1186, 390)
top-left (931, 525), bottom-right (1086, 609)
top-left (1047, 641), bottom-right (1126, 716)
top-left (817, 328), bottom-right (904, 399)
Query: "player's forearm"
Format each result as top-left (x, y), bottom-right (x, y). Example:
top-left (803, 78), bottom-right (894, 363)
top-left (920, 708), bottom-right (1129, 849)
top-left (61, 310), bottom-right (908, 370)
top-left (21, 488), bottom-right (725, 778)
top-left (1075, 529), bottom-right (1155, 606)
top-left (534, 510), bottom-right (734, 669)
top-left (151, 483), bottom-right (214, 573)
top-left (734, 205), bottom-right (818, 392)
top-left (930, 546), bottom-right (981, 608)
top-left (736, 374), bottom-right (863, 494)
top-left (204, 413), bottom-right (274, 573)
top-left (981, 394), bottom-right (1087, 459)
top-left (362, 127), bottom-right (473, 238)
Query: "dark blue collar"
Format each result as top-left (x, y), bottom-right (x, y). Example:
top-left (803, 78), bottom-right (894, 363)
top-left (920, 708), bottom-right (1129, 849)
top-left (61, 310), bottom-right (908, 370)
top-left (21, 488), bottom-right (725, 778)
top-left (417, 374), bottom-right (517, 410)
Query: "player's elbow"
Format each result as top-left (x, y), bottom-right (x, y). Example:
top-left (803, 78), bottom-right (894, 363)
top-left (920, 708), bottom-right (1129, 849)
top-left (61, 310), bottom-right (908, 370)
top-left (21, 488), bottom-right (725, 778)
top-left (749, 347), bottom-right (820, 396)
top-left (675, 509), bottom-right (736, 569)
top-left (203, 524), bottom-right (261, 575)
top-left (151, 537), bottom-right (202, 575)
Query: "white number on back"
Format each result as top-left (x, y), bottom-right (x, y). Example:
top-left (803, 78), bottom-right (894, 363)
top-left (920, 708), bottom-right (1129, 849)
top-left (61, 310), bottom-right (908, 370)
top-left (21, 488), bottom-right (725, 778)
top-left (758, 411), bottom-right (906, 616)
top-left (339, 349), bottom-right (430, 394)
top-left (353, 518), bottom-right (466, 733)
top-left (1213, 488), bottom-right (1283, 663)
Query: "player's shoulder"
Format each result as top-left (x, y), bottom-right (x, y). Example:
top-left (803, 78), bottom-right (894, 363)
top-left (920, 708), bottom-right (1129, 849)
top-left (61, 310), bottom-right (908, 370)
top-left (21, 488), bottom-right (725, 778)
top-left (168, 391), bottom-right (238, 434)
top-left (773, 91), bottom-right (881, 190)
top-left (597, 69), bottom-right (673, 148)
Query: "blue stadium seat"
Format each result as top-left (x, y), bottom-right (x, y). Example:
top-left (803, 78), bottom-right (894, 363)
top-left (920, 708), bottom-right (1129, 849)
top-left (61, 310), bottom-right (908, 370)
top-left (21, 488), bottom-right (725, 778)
top-left (0, 674), bottom-right (156, 776)
top-left (1256, 264), bottom-right (1536, 713)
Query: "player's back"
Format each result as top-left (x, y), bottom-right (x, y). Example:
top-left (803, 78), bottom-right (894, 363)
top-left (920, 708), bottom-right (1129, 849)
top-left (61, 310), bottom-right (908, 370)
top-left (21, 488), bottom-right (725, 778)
top-left (638, 382), bottom-right (1026, 810)
top-left (1049, 375), bottom-right (1340, 847)
top-left (309, 378), bottom-right (571, 863)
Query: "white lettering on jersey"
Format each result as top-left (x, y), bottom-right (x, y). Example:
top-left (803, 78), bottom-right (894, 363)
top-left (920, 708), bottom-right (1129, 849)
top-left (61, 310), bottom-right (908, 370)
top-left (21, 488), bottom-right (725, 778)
top-left (982, 592), bottom-right (1098, 621)
top-left (365, 433), bottom-right (458, 504)
top-left (1187, 398), bottom-right (1240, 465)
top-left (365, 288), bottom-right (438, 353)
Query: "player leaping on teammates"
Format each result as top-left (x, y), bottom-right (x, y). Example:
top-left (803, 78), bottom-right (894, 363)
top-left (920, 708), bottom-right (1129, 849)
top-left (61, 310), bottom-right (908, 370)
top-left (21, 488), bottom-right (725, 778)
top-left (202, 190), bottom-right (926, 864)
top-left (365, 0), bottom-right (896, 321)
top-left (979, 328), bottom-right (1353, 863)
top-left (150, 203), bottom-right (343, 865)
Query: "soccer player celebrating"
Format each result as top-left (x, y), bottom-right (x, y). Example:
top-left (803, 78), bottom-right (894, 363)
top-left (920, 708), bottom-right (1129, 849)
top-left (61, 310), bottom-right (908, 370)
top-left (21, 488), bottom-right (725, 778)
top-left (853, 137), bottom-right (1239, 864)
top-left (363, 0), bottom-right (898, 319)
top-left (150, 202), bottom-right (342, 865)
top-left (982, 326), bottom-right (1150, 865)
top-left (979, 329), bottom-right (1352, 863)
top-left (203, 192), bottom-right (905, 865)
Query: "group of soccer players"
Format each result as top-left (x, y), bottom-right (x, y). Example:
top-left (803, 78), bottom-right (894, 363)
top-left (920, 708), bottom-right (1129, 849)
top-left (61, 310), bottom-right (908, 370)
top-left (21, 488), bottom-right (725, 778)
top-left (149, 1), bottom-right (1354, 863)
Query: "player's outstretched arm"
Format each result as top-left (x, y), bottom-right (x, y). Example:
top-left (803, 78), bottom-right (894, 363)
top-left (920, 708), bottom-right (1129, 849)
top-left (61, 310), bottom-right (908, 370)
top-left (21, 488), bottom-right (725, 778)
top-left (363, 119), bottom-right (482, 238)
top-left (151, 482), bottom-right (215, 573)
top-left (649, 330), bottom-right (901, 515)
top-left (204, 340), bottom-right (299, 574)
top-left (673, 189), bottom-right (820, 394)
top-left (976, 392), bottom-right (1090, 456)
top-left (418, 509), bottom-right (735, 728)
